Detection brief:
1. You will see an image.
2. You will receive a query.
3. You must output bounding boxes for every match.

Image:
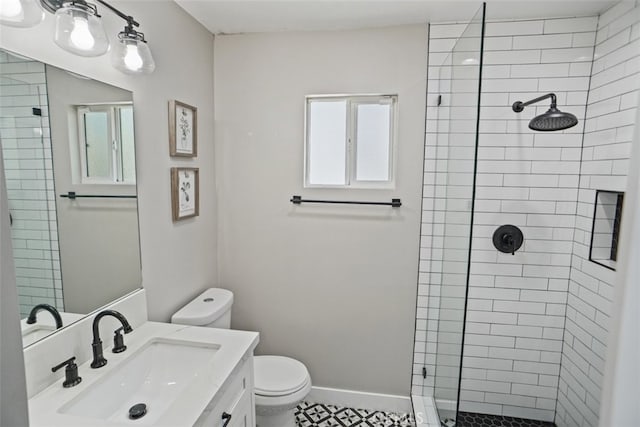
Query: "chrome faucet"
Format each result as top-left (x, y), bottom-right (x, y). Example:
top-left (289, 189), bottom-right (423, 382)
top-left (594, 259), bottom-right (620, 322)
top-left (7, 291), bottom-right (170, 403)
top-left (26, 303), bottom-right (63, 329)
top-left (90, 310), bottom-right (133, 369)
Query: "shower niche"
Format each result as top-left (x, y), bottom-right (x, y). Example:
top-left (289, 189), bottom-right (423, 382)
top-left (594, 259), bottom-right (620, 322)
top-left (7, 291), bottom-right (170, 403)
top-left (589, 190), bottom-right (624, 271)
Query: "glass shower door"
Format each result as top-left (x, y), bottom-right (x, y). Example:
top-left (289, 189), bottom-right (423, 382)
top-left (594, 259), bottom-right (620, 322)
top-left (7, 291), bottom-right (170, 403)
top-left (416, 4), bottom-right (485, 426)
top-left (0, 66), bottom-right (62, 318)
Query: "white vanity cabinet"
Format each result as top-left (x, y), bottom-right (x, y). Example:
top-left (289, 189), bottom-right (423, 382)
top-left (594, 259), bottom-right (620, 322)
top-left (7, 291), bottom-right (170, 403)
top-left (25, 316), bottom-right (259, 427)
top-left (194, 354), bottom-right (255, 427)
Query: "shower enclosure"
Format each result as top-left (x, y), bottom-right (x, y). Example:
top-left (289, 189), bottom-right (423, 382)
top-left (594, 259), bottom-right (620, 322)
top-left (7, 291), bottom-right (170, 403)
top-left (414, 4), bottom-right (485, 425)
top-left (0, 54), bottom-right (63, 317)
top-left (414, 1), bottom-right (640, 426)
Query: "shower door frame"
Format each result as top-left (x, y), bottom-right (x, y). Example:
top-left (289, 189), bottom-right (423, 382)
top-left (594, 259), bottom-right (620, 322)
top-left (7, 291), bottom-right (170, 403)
top-left (412, 3), bottom-right (486, 425)
top-left (454, 1), bottom-right (486, 419)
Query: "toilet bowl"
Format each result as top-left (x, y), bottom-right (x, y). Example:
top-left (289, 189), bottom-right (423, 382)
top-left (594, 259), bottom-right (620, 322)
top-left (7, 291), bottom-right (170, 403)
top-left (171, 288), bottom-right (311, 427)
top-left (254, 355), bottom-right (311, 427)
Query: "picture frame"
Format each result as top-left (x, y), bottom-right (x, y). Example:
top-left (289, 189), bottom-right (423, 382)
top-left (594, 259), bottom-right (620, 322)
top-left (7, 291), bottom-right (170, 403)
top-left (169, 100), bottom-right (198, 157)
top-left (171, 167), bottom-right (199, 221)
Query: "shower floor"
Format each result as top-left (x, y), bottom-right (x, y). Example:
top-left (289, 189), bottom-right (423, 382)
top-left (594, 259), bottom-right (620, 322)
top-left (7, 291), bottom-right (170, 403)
top-left (456, 412), bottom-right (556, 427)
top-left (296, 401), bottom-right (414, 426)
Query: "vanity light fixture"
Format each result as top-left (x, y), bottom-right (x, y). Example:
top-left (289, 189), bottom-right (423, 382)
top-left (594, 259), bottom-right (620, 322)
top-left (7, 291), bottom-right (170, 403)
top-left (52, 1), bottom-right (109, 56)
top-left (92, 0), bottom-right (155, 74)
top-left (111, 21), bottom-right (155, 74)
top-left (0, 0), bottom-right (44, 27)
top-left (1, 0), bottom-right (155, 74)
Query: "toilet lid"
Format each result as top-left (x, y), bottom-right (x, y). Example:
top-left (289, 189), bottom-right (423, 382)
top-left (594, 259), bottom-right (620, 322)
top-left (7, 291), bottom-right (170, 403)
top-left (254, 356), bottom-right (310, 397)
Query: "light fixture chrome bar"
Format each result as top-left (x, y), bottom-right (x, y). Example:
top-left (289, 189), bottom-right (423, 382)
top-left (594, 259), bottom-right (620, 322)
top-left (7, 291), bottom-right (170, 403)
top-left (94, 0), bottom-right (138, 27)
top-left (42, 0), bottom-right (138, 26)
top-left (40, 0), bottom-right (64, 14)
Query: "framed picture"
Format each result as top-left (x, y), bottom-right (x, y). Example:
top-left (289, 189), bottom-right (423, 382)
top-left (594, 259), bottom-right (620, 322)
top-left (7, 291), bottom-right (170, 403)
top-left (169, 100), bottom-right (198, 157)
top-left (171, 167), bottom-right (199, 221)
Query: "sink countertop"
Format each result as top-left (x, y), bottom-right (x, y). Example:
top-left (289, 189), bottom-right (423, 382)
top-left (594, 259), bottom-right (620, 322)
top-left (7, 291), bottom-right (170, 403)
top-left (28, 321), bottom-right (259, 427)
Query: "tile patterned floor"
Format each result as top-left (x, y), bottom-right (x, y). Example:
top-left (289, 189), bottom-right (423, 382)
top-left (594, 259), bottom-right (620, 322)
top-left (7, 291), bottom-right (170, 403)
top-left (455, 412), bottom-right (557, 427)
top-left (296, 401), bottom-right (414, 427)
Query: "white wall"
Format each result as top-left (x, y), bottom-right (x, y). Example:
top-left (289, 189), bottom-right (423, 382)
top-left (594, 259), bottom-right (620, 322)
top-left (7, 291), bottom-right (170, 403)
top-left (557, 2), bottom-right (640, 426)
top-left (0, 0), bottom-right (217, 321)
top-left (599, 94), bottom-right (640, 427)
top-left (214, 25), bottom-right (427, 395)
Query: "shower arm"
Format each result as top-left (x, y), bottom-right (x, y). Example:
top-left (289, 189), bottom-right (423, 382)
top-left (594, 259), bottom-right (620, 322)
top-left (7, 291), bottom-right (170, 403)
top-left (512, 93), bottom-right (557, 113)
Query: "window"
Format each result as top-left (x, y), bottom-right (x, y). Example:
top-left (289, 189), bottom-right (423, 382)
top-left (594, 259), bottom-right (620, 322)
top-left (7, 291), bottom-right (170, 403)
top-left (76, 103), bottom-right (135, 184)
top-left (305, 95), bottom-right (396, 188)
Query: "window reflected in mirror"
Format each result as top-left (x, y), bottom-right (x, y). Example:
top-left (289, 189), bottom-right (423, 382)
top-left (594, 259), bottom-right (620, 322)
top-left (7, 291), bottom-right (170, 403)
top-left (76, 103), bottom-right (135, 184)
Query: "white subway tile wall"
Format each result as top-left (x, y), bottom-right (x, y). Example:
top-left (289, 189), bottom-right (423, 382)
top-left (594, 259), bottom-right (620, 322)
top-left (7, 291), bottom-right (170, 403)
top-left (556, 2), bottom-right (640, 427)
top-left (0, 51), bottom-right (62, 317)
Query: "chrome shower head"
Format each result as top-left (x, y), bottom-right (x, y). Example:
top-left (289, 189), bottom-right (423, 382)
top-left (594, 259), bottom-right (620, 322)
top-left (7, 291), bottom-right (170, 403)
top-left (512, 93), bottom-right (578, 132)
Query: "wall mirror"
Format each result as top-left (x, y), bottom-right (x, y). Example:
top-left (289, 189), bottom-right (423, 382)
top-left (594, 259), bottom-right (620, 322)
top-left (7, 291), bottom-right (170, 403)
top-left (0, 48), bottom-right (142, 347)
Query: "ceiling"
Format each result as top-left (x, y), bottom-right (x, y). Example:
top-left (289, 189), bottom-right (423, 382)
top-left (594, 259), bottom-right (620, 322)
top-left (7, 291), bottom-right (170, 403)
top-left (174, 0), bottom-right (617, 35)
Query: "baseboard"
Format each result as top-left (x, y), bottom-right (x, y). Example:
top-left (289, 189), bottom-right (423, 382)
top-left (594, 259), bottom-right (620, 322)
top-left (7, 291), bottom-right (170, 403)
top-left (306, 386), bottom-right (412, 414)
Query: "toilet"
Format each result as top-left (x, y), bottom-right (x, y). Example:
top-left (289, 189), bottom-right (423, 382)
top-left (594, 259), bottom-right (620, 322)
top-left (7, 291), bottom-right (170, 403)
top-left (171, 288), bottom-right (311, 427)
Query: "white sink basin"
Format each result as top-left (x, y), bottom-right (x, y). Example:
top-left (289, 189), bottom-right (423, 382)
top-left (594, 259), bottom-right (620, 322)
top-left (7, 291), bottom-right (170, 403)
top-left (22, 324), bottom-right (57, 346)
top-left (59, 338), bottom-right (219, 425)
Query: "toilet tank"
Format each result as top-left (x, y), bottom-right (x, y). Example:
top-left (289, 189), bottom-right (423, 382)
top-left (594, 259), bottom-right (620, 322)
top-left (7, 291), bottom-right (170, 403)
top-left (171, 288), bottom-right (233, 329)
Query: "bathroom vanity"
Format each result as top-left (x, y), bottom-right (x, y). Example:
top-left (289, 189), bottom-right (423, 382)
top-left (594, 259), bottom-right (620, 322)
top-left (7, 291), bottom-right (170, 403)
top-left (24, 290), bottom-right (259, 427)
top-left (195, 351), bottom-right (255, 427)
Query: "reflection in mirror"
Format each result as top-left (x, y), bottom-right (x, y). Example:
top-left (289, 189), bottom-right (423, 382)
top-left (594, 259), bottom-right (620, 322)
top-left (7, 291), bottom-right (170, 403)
top-left (0, 49), bottom-right (142, 347)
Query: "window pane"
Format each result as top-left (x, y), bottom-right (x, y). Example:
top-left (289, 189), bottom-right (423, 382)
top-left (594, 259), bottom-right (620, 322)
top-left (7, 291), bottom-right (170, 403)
top-left (118, 106), bottom-right (136, 183)
top-left (308, 100), bottom-right (347, 185)
top-left (84, 111), bottom-right (110, 179)
top-left (355, 103), bottom-right (391, 181)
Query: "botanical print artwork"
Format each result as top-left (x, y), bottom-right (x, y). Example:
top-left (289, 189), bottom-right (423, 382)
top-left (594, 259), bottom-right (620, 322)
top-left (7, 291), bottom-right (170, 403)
top-left (169, 100), bottom-right (197, 157)
top-left (178, 169), bottom-right (196, 217)
top-left (176, 106), bottom-right (193, 153)
top-left (171, 167), bottom-right (199, 221)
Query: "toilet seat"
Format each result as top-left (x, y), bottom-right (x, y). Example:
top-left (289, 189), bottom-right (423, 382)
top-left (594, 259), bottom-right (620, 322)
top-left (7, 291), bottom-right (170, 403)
top-left (254, 356), bottom-right (311, 397)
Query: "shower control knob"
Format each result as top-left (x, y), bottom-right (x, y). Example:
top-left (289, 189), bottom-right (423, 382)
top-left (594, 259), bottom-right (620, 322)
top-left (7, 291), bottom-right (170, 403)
top-left (493, 224), bottom-right (524, 255)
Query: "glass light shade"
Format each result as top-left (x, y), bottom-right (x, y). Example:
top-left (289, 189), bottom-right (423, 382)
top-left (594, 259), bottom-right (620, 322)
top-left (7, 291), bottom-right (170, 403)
top-left (0, 0), bottom-right (44, 27)
top-left (53, 3), bottom-right (109, 57)
top-left (112, 36), bottom-right (155, 75)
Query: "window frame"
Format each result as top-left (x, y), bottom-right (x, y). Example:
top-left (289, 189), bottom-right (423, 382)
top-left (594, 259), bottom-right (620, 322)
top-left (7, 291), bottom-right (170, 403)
top-left (304, 94), bottom-right (397, 189)
top-left (76, 102), bottom-right (135, 185)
